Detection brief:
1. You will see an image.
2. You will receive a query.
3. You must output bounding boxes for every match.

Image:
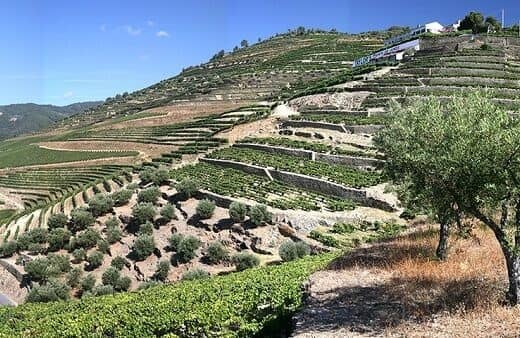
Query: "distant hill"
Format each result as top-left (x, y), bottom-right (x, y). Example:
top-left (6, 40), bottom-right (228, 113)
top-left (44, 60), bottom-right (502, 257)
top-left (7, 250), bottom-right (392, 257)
top-left (0, 101), bottom-right (101, 139)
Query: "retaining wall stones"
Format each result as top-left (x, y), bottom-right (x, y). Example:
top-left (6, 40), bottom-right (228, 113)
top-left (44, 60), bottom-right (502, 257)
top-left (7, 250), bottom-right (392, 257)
top-left (344, 124), bottom-right (384, 134)
top-left (200, 158), bottom-right (269, 178)
top-left (236, 143), bottom-right (383, 169)
top-left (234, 143), bottom-right (313, 160)
top-left (315, 153), bottom-right (384, 169)
top-left (0, 259), bottom-right (25, 283)
top-left (203, 158), bottom-right (395, 211)
top-left (281, 120), bottom-right (347, 133)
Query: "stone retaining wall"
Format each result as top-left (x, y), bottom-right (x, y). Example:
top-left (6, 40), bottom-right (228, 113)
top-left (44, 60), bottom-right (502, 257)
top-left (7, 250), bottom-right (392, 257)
top-left (203, 158), bottom-right (395, 211)
top-left (200, 158), bottom-right (269, 178)
top-left (315, 153), bottom-right (384, 169)
top-left (234, 143), bottom-right (313, 160)
top-left (281, 120), bottom-right (347, 133)
top-left (236, 143), bottom-right (383, 169)
top-left (0, 259), bottom-right (25, 283)
top-left (344, 124), bottom-right (384, 134)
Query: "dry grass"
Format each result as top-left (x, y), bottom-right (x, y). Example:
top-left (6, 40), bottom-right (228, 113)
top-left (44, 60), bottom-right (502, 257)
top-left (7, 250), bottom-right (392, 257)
top-left (294, 224), bottom-right (520, 337)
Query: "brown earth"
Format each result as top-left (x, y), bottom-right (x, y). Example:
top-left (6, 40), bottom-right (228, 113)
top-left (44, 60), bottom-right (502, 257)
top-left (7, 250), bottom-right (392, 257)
top-left (38, 141), bottom-right (174, 162)
top-left (292, 224), bottom-right (519, 338)
top-left (94, 101), bottom-right (249, 131)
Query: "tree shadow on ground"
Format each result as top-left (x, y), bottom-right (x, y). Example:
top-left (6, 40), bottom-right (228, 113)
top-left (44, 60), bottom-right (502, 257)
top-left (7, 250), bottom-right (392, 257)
top-left (295, 228), bottom-right (505, 336)
top-left (296, 273), bottom-right (503, 335)
top-left (327, 228), bottom-right (438, 271)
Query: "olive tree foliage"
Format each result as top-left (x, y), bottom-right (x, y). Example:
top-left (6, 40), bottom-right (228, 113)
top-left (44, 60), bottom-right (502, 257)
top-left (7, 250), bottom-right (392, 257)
top-left (374, 91), bottom-right (520, 304)
top-left (458, 11), bottom-right (486, 33)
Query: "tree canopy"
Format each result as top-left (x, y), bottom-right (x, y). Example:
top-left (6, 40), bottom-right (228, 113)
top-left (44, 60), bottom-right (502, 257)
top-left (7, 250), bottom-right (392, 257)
top-left (375, 91), bottom-right (520, 304)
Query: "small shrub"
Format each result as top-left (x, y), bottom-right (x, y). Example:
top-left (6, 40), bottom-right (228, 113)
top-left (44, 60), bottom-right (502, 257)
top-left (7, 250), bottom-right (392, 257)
top-left (160, 204), bottom-right (176, 221)
top-left (116, 276), bottom-right (131, 292)
top-left (17, 228), bottom-right (48, 250)
top-left (86, 251), bottom-right (104, 270)
top-left (66, 267), bottom-right (83, 288)
top-left (105, 216), bottom-right (120, 229)
top-left (138, 281), bottom-right (162, 290)
top-left (112, 189), bottom-right (133, 206)
top-left (168, 233), bottom-right (184, 251)
top-left (48, 254), bottom-right (72, 273)
top-left (47, 213), bottom-right (68, 230)
top-left (111, 256), bottom-right (128, 271)
top-left (228, 201), bottom-right (247, 222)
top-left (176, 236), bottom-right (200, 263)
top-left (26, 243), bottom-right (46, 255)
top-left (175, 179), bottom-right (198, 198)
top-left (80, 274), bottom-right (96, 292)
top-left (48, 228), bottom-right (71, 252)
top-left (196, 199), bottom-right (215, 219)
top-left (69, 209), bottom-right (95, 233)
top-left (91, 285), bottom-right (114, 296)
top-left (141, 167), bottom-right (170, 186)
top-left (132, 234), bottom-right (155, 260)
top-left (106, 226), bottom-right (122, 244)
top-left (102, 267), bottom-right (121, 287)
top-left (206, 241), bottom-right (228, 264)
top-left (154, 260), bottom-right (170, 281)
top-left (249, 205), bottom-right (272, 226)
top-left (279, 240), bottom-right (310, 262)
top-left (232, 252), bottom-right (260, 271)
top-left (181, 268), bottom-right (210, 281)
top-left (88, 194), bottom-right (114, 217)
top-left (308, 230), bottom-right (340, 248)
top-left (132, 203), bottom-right (156, 224)
top-left (73, 228), bottom-right (101, 249)
top-left (26, 279), bottom-right (70, 303)
top-left (97, 239), bottom-right (110, 254)
top-left (139, 167), bottom-right (156, 184)
top-left (138, 222), bottom-right (154, 236)
top-left (331, 223), bottom-right (356, 234)
top-left (137, 187), bottom-right (161, 204)
top-left (25, 258), bottom-right (56, 282)
top-left (0, 241), bottom-right (18, 257)
top-left (294, 241), bottom-right (311, 257)
top-left (71, 248), bottom-right (87, 263)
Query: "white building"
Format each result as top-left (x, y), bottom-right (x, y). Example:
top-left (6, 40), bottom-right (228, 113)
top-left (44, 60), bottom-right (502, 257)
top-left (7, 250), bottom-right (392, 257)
top-left (384, 22), bottom-right (445, 46)
top-left (353, 39), bottom-right (421, 67)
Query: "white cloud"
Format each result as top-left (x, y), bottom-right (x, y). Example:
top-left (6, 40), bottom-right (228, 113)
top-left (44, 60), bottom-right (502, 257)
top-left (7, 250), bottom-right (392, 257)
top-left (147, 20), bottom-right (155, 27)
top-left (123, 25), bottom-right (142, 36)
top-left (100, 24), bottom-right (107, 32)
top-left (156, 30), bottom-right (169, 38)
top-left (63, 91), bottom-right (74, 98)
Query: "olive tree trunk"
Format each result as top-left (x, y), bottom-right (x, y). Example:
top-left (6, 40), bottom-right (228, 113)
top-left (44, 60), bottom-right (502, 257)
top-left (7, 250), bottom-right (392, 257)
top-left (504, 253), bottom-right (520, 304)
top-left (436, 221), bottom-right (449, 261)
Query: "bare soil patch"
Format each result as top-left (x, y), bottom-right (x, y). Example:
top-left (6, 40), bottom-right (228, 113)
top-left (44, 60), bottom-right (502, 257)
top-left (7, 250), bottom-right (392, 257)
top-left (292, 225), bottom-right (517, 337)
top-left (94, 101), bottom-right (249, 131)
top-left (38, 141), bottom-right (174, 162)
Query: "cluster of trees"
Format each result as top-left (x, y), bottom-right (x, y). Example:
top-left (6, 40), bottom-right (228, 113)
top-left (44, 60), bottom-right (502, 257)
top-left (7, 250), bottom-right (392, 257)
top-left (459, 11), bottom-right (501, 33)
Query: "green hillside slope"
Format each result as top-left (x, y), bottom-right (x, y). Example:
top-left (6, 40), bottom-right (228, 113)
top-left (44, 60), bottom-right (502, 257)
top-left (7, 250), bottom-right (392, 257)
top-left (0, 102), bottom-right (101, 140)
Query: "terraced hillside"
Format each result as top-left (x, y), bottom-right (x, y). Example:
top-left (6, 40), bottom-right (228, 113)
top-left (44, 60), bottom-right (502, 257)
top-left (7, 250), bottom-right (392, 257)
top-left (59, 32), bottom-right (382, 127)
top-left (1, 33), bottom-right (520, 338)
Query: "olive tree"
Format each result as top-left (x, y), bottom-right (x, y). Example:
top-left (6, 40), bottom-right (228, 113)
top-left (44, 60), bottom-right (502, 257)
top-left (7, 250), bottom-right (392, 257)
top-left (375, 91), bottom-right (520, 304)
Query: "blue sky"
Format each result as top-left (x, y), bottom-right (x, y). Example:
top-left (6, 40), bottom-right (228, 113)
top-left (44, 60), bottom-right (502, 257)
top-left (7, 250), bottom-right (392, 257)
top-left (1, 0), bottom-right (518, 106)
